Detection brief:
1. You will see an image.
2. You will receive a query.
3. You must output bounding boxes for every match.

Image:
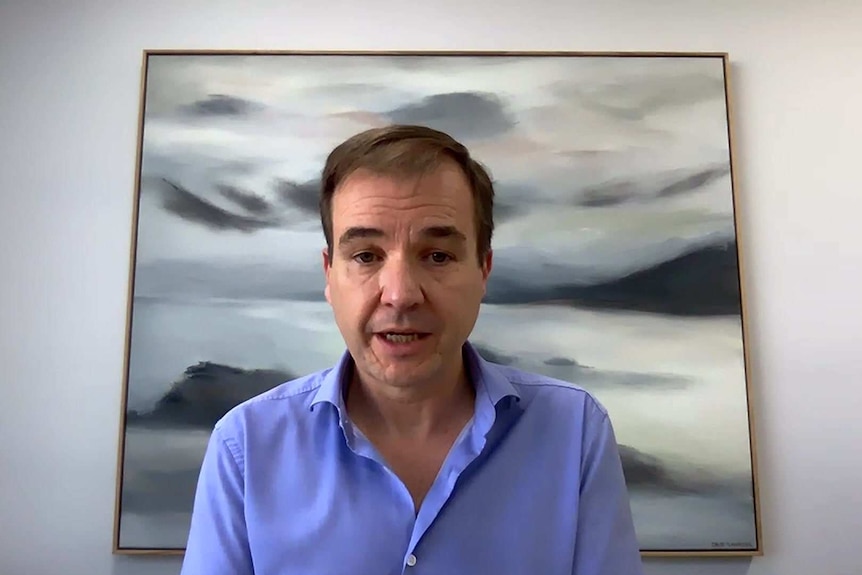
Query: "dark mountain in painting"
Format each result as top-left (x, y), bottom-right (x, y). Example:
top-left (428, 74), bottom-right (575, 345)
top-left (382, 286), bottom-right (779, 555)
top-left (127, 362), bottom-right (293, 428)
top-left (472, 343), bottom-right (517, 366)
top-left (619, 445), bottom-right (693, 492)
top-left (484, 241), bottom-right (742, 316)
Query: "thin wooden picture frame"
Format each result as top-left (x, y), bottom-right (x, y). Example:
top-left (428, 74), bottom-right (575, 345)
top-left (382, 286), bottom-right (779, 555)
top-left (113, 49), bottom-right (762, 558)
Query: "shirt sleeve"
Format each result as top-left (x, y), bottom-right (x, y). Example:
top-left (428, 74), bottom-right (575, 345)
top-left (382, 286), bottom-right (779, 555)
top-left (180, 424), bottom-right (254, 575)
top-left (573, 401), bottom-right (645, 575)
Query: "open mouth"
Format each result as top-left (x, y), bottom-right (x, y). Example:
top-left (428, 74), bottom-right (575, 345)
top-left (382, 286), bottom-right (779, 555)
top-left (377, 332), bottom-right (430, 344)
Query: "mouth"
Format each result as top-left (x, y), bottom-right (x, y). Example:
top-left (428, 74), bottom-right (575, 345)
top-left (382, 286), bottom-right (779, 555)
top-left (375, 331), bottom-right (431, 344)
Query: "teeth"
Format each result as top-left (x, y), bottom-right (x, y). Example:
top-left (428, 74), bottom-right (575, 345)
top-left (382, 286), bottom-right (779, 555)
top-left (384, 333), bottom-right (420, 343)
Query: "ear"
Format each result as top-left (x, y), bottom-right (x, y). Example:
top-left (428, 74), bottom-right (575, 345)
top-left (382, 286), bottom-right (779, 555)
top-left (480, 249), bottom-right (493, 289)
top-left (322, 247), bottom-right (332, 304)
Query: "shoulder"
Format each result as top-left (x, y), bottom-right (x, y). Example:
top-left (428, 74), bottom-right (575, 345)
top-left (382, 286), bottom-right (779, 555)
top-left (488, 362), bottom-right (611, 426)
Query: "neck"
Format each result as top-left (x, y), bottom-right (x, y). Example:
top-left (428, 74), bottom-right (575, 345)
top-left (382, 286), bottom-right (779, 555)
top-left (345, 358), bottom-right (476, 441)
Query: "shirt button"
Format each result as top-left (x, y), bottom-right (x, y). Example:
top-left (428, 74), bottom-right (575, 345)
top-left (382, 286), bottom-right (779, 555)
top-left (406, 554), bottom-right (417, 567)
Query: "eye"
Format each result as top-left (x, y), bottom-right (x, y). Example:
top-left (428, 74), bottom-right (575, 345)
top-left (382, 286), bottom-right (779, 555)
top-left (428, 251), bottom-right (453, 265)
top-left (352, 252), bottom-right (378, 264)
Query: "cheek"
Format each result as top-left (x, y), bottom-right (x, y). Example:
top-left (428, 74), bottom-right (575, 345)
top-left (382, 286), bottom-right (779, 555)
top-left (445, 266), bottom-right (487, 293)
top-left (433, 271), bottom-right (486, 310)
top-left (333, 272), bottom-right (378, 321)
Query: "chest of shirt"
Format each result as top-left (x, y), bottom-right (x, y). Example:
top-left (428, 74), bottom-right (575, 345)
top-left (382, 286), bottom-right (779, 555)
top-left (241, 408), bottom-right (584, 575)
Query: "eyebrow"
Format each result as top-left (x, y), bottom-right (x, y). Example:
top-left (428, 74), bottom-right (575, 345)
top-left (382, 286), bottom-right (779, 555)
top-left (420, 225), bottom-right (467, 242)
top-left (337, 225), bottom-right (467, 247)
top-left (338, 227), bottom-right (384, 247)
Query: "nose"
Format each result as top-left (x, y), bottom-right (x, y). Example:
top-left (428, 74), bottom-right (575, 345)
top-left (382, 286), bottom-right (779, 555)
top-left (379, 255), bottom-right (424, 310)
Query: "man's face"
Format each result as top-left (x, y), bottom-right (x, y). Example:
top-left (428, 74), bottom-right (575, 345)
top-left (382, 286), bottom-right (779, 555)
top-left (323, 161), bottom-right (492, 392)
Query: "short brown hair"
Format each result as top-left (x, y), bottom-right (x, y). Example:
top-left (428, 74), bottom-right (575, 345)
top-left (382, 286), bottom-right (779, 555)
top-left (319, 124), bottom-right (495, 262)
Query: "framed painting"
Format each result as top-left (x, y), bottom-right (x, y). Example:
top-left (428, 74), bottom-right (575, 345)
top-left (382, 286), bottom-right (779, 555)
top-left (113, 50), bottom-right (761, 557)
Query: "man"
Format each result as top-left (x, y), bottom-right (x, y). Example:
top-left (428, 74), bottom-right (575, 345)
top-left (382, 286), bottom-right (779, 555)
top-left (180, 125), bottom-right (644, 574)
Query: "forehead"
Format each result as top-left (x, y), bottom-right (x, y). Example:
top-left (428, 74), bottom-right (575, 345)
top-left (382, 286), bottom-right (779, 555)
top-left (331, 163), bottom-right (475, 232)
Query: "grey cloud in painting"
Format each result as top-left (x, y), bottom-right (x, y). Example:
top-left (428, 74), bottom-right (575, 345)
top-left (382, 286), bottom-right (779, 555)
top-left (655, 166), bottom-right (731, 199)
top-left (271, 174), bottom-right (528, 225)
top-left (577, 165), bottom-right (731, 208)
top-left (154, 177), bottom-right (325, 233)
top-left (481, 164), bottom-right (731, 213)
top-left (385, 92), bottom-right (515, 140)
top-left (275, 178), bottom-right (320, 215)
top-left (180, 94), bottom-right (262, 117)
top-left (156, 179), bottom-right (280, 233)
top-left (141, 151), bottom-right (259, 188)
top-left (217, 184), bottom-right (274, 216)
top-left (488, 183), bottom-right (533, 224)
top-left (493, 199), bottom-right (525, 224)
top-left (558, 71), bottom-right (726, 121)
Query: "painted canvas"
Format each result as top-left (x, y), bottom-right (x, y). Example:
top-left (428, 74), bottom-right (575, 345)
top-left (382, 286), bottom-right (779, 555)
top-left (114, 51), bottom-right (760, 555)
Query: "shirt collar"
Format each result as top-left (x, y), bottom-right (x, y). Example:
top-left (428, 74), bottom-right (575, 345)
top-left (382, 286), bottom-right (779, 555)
top-left (309, 349), bottom-right (353, 414)
top-left (462, 340), bottom-right (521, 407)
top-left (463, 341), bottom-right (521, 437)
top-left (309, 341), bottom-right (520, 415)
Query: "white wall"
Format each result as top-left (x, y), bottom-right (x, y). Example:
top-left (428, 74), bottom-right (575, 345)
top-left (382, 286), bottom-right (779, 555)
top-left (2, 1), bottom-right (861, 574)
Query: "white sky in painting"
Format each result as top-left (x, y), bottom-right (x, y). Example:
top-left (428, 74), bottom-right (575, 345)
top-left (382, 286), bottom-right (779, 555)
top-left (134, 53), bottom-right (735, 290)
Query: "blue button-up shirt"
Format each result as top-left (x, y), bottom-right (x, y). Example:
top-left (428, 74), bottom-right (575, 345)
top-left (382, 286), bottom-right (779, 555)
top-left (181, 342), bottom-right (644, 575)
